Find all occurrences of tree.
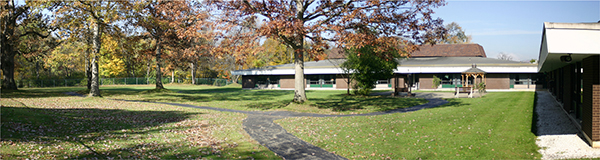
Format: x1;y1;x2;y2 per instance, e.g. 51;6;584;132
529;59;537;64
1;1;56;90
440;22;472;44
341;45;399;96
132;0;210;90
45;0;127;96
212;0;446;102
497;52;514;61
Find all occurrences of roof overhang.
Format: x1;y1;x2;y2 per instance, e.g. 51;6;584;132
232;65;538;75
394;66;537;74
538;22;600;72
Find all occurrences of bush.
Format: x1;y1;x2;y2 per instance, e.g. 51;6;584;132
341;45;399;96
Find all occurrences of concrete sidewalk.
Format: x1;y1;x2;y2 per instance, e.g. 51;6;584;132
535;91;600;159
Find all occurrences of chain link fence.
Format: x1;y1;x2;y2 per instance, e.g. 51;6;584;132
14;77;235;88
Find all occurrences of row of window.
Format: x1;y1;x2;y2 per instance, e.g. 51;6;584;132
254;74;540;88
436;74;538;88
254;75;390;88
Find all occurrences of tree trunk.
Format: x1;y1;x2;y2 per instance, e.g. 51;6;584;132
171;70;174;83
292;0;307;103
89;21;101;97
86;26;92;90
155;39;164;89
347;78;351;95
0;5;18;90
0;49;18;90
146;61;151;85
293;42;307;102
35;60;40;80
190;62;196;84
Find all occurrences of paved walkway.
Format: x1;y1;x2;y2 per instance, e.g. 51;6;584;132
535;91;600;159
372;91;485;98
65;92;448;159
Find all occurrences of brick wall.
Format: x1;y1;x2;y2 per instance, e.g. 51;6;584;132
279;75;295;89
582;56;599;141
419;74;434;89
391;74;406;89
486;74;510;89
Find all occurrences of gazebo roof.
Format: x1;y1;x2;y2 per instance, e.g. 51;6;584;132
463;64;486;73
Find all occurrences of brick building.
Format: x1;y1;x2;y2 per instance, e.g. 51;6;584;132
233;43;538;91
538;22;600;147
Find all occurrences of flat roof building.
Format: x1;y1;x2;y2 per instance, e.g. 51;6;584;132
233;44;538;91
537;22;600;147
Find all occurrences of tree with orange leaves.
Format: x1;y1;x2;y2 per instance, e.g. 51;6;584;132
131;0;211;90
211;0;446;102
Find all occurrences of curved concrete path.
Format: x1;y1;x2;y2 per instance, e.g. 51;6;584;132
65;92;448;159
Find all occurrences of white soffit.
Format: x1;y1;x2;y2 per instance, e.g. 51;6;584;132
395;66;537;73
545;29;600;54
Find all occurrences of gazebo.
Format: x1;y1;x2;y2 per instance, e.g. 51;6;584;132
455;64;486;98
461;64;486;88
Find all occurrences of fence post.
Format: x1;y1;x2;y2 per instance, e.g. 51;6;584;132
65;79;67;87
53;80;56;87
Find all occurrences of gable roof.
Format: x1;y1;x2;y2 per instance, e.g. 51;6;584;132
410;44;486;58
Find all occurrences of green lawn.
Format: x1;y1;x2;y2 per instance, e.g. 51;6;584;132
94;84;427;115
1;87;278;159
1;84;427;159
2;85;540;159
276;92;541;159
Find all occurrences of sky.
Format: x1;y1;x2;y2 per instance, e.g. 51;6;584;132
433;1;599;61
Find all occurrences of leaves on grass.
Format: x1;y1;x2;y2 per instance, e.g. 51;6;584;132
0;96;276;159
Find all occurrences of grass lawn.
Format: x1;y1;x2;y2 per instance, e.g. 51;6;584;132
1;84;426;159
1;87;278;159
276;92;541;159
94;84;427;115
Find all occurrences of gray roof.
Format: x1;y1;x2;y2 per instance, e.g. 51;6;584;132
463;67;486;73
397;57;531;67
238;57;533;71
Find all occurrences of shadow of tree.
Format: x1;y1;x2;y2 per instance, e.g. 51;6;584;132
1;106;194;144
438;98;471;108
310;94;429;112
134;89;295;103
245;100;293;110
1;87;85;98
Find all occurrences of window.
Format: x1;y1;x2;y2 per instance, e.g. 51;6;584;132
376;79;389;84
436;74;462;88
255;76;280;87
510;74;534;86
306;75;336;88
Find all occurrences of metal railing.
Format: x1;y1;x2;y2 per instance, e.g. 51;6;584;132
13;77;235;88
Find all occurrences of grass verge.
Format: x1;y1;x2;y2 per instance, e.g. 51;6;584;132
276;92;541;159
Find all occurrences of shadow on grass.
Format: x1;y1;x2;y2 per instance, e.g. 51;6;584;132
1;87;85;98
439;98;471;108
135;89;295;103
68;141;276;159
310;94;429;112
1;106;194;143
245;100;293;110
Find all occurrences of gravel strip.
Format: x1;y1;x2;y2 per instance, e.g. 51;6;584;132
536;91;600;159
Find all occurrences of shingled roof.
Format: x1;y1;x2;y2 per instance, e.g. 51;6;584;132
410;44;486;58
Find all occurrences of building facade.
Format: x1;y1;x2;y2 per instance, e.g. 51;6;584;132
233;44;539;91
538;22;600;147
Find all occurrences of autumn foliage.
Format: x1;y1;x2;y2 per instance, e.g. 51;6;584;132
210;0;447;102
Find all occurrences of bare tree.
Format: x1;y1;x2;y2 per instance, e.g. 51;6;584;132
497;52;514;61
